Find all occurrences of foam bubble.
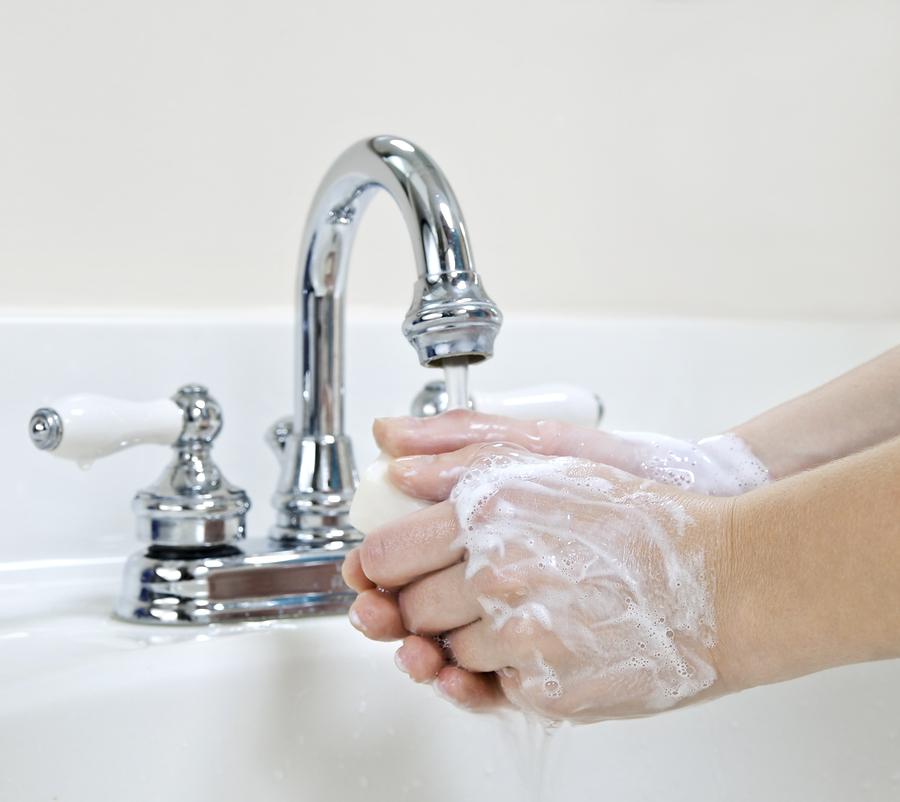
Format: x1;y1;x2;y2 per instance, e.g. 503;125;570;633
613;431;769;496
450;448;718;724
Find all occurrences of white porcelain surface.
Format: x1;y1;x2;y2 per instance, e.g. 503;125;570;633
1;313;899;800
33;393;183;463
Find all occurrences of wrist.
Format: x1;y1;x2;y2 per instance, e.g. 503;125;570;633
709;454;898;695
709;486;794;694
674;492;755;697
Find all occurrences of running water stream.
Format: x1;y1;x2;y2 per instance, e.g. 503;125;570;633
442;356;569;801
442;358;470;411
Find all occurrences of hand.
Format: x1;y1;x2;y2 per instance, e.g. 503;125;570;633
372;410;768;496
344;441;736;723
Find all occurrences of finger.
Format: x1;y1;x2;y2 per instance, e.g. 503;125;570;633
433;666;508;711
348;589;407;641
374;410;641;473
398;562;483;635
445;618;511;673
341;548;375;592
388;440;633;504
375;409;527;456
388;444;489;502
394;635;446;682
358;500;463;589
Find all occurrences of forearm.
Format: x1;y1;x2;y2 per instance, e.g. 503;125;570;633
732;346;900;479
716;435;900;692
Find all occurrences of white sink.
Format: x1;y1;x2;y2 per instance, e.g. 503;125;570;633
1;559;899;802
2;314;899;801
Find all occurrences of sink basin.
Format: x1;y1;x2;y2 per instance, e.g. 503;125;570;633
2;313;899;801
1;558;899;802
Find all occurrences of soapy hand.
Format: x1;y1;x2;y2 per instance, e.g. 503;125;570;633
372;410;769;496
346;351;900;720
344;427;737;722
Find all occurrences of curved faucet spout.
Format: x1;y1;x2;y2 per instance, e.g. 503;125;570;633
271;135;502;545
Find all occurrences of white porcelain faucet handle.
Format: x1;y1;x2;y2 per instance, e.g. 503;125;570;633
29;394;184;464
474;383;603;427
411;381;604;428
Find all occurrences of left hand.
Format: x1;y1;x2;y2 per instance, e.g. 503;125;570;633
370;410;768;496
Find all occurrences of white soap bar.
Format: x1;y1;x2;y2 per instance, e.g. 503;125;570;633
348;453;432;535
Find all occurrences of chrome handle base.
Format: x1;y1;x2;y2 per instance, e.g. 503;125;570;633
117;540;354;625
133;385;251;549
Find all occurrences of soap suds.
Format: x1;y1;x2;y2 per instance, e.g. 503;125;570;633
613;431;769;496
449;447;717;724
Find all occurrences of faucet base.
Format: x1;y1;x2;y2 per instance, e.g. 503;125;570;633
115;539;355;625
268;427;364;546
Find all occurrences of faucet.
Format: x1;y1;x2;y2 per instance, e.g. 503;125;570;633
268;135;502;545
27;135;503;624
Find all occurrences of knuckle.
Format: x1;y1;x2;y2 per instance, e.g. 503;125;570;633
466;442;504;465
472;566;527;604
534;418;565;451
359;532;391;584
505;617;542;644
396;587;422;634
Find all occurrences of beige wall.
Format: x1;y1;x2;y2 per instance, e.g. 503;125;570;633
1;0;898;320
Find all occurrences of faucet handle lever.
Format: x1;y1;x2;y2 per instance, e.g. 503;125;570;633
29;393;185;465
411;381;605;428
28;384;235;465
29;385;250;549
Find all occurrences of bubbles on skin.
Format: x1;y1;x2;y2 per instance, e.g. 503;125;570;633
614;431;769;496
450;449;718;724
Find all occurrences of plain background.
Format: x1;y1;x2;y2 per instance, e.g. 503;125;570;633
1;0;898;320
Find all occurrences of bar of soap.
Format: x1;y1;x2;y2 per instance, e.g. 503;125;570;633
348;453;432;535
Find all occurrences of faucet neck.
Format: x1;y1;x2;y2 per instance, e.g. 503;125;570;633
272;136;501;545
295;135;500;437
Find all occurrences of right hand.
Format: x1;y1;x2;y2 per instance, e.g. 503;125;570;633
344;440;735;722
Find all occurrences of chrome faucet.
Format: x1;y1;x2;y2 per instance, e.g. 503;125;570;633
27;135;502;624
268;135;502;545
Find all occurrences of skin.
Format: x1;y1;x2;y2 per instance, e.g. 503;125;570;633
718;436;900;691
349;445;726;719
343;347;900;716
734;345;900;478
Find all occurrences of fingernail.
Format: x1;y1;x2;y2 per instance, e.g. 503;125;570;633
394;647;410;675
348;606;366;633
